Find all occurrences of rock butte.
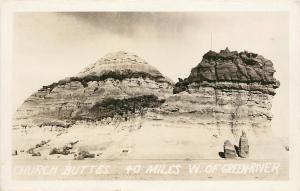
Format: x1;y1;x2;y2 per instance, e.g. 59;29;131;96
14;49;280;137
78;51;168;80
174;47;280;95
163;48;280;136
14;51;173;125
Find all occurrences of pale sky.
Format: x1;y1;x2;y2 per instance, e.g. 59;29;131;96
12;12;289;136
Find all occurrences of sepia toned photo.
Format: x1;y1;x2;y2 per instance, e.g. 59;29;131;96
1;1;300;190
10;11;290;180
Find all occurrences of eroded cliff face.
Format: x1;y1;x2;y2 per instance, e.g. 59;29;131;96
14;51;173;126
14;49;280;137
174;47;279;94
12;49;284;161
165;48;280;136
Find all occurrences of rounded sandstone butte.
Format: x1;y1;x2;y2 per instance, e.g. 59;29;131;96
14;51;173;125
174;48;280;95
77;51;172;84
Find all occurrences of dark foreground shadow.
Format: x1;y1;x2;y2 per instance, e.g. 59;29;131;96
218;152;225;158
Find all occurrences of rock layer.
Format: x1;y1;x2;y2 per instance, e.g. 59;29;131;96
174;47;280;95
12;49;283;161
14;49;280;138
165;48;280;136
14;51;173;126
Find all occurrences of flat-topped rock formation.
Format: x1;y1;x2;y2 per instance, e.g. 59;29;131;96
161;48;280;137
174;47;280;95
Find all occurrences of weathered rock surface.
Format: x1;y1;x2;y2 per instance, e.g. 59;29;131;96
74;150;95;160
14;51;173;126
223;140;237;159
165;48;280;136
12;49;284;161
174;47;280;95
238;131;249;158
13;48;280;139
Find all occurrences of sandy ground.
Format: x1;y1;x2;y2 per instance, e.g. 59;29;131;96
12;119;289;180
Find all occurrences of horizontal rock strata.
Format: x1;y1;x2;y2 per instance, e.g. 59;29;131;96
167;48;280;136
174;47;280;95
14;51;173;126
14;48;280;138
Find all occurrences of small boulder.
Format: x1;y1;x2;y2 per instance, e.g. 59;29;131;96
223;140;236;159
61;147;71;155
32;152;41;157
12;150;18;156
96;153;102;156
27;148;35;154
49;145;71;155
238;131;249;158
41;140;46;144
63;144;72;151
74;150;95;160
74;154;85;160
122;149;129;153
49;148;59;155
284;146;289;151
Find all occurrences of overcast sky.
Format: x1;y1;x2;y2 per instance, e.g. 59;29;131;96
13;12;289;136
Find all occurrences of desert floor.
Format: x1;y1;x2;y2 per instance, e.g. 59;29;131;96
12;120;289;180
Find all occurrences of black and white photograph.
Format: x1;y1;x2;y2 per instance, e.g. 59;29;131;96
1;1;300;191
